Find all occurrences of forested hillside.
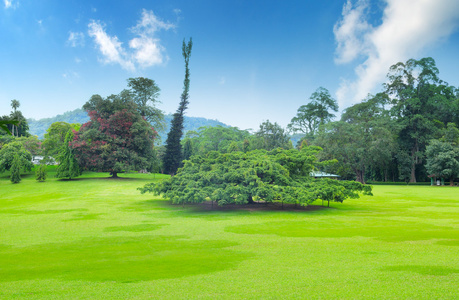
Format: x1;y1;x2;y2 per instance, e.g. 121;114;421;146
27;108;228;143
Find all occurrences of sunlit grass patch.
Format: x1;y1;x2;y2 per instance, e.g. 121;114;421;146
0;171;458;299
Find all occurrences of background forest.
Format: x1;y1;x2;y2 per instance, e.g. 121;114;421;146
1;57;458;185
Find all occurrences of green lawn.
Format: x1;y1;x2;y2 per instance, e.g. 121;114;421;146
0;168;458;299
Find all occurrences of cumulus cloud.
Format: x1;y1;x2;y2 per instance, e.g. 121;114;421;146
334;0;372;64
129;9;175;67
334;0;459;108
87;9;174;71
67;31;85;47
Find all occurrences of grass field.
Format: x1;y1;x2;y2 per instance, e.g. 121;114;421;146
0;168;458;299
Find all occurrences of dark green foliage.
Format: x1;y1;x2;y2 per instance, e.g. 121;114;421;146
10;153;21;183
182;126;251;157
56;130;81;179
140;147;372;207
385;57;446;182
255;120;291;151
315;93;396;183
288;87;338;137
127;77;165;132
182;138;193;161
35;164;47;182
425;139;459;185
310;57;459;183
0;141;33;173
163;38;193;175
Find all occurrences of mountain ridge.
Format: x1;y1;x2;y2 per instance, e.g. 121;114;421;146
27;108;230;143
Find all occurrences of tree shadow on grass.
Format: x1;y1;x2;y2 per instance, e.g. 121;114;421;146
184;201;330;213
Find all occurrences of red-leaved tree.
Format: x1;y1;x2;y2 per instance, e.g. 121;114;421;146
72;94;158;178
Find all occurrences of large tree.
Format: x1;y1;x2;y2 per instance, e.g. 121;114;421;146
72;92;158;178
385;57;443;182
255;120;291;151
315;94;396;184
288;87;338;138
140;147;372;207
340;93;396;182
163;38;193;175
425;140;459;186
425;123;459;186
127;77;165;132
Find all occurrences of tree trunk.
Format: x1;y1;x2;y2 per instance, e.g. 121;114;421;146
355;170;365;184
451;178;454;186
247;196;255;204
410;145;417;183
111;172;118;178
409;163;416;183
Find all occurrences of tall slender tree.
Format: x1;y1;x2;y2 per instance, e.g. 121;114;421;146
163;38;193;175
10;153;22;183
11;99;19;137
56;130;81;179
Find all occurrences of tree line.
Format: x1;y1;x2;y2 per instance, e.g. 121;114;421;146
1;55;457;189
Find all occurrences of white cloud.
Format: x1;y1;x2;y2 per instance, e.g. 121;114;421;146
129;9;175;68
334;0;459;108
87;10;174;71
333;0;371;64
88;20;135;71
67;31;85;47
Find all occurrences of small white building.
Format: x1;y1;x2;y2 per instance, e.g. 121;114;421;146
310;171;340;179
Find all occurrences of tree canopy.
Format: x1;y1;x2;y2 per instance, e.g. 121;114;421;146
140;147;372;207
42;121;80;159
73;91;158;177
0;141;33;174
288;87;338;138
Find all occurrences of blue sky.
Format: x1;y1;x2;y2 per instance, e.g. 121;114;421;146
1;0;459;131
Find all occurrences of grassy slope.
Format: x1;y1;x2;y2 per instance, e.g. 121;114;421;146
0;168;458;299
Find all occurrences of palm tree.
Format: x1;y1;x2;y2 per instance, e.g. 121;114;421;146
10;99;20;137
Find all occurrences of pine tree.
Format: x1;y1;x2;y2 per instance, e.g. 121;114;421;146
35;164;47;182
56;130;81;179
10;153;21;183
163;38;193;175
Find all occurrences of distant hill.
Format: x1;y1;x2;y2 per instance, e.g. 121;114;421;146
27;108;229;143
